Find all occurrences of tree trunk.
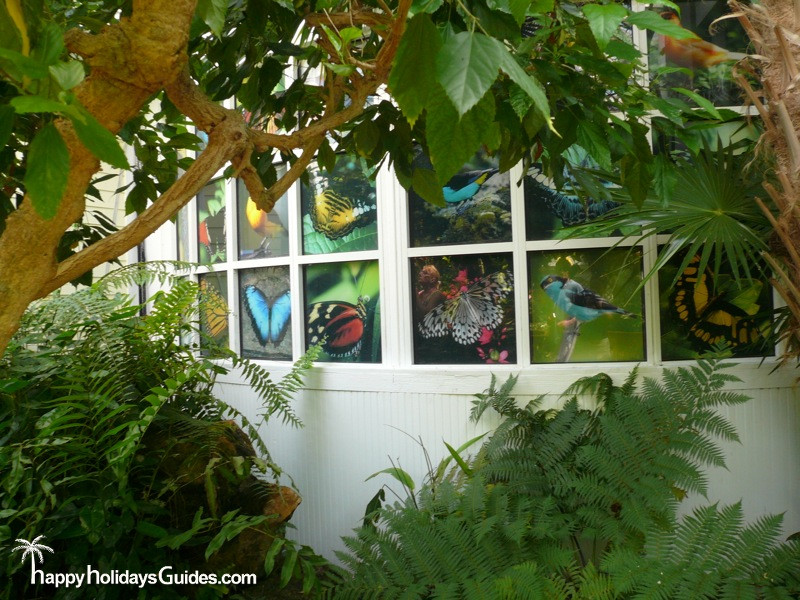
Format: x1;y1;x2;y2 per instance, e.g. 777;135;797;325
732;0;800;358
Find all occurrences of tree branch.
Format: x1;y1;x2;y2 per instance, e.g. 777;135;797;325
42;117;247;296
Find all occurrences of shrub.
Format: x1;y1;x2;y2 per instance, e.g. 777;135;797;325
332;363;800;599
0;267;327;599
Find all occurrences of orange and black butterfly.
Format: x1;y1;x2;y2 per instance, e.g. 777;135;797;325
306;297;368;357
671;255;765;350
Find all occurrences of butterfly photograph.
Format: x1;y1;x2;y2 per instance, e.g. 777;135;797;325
304;260;381;363
408;149;512;248
197;180;227;265
239;267;292;361
237;177;289;260
646;1;750;107
659;252;773;360
198;272;229;353
529;248;645;363
301;155;378;255
412;254;516;365
524;146;622;241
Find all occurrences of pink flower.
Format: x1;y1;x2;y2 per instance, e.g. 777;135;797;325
488;350;510;364
477;327;494;345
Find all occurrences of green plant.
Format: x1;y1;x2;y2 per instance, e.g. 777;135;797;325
0;265;329;599
331;362;800;599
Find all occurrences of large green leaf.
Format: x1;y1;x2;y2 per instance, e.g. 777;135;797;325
389;14;441;126
497;47;551;125
626;11;698;40
0;105;14;149
24;123;70;220
10;94;66;113
487;0;529;26
30;21;63;66
582;3;628;50
436;31;502;117
67;106;130;169
196;0;227;37
49;61;84;90
410;167;445;207
426;86;497;184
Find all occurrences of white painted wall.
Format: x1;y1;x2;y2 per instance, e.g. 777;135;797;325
215;361;800;562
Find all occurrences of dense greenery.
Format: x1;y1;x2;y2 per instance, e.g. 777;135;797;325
0;266;328;599
331;364;800;598
1;0;753;357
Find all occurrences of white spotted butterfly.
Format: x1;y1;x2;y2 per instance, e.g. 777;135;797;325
419;271;513;345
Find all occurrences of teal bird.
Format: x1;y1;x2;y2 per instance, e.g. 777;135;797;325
540;275;636;325
443;168;499;204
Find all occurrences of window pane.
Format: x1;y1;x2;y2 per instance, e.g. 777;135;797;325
646;2;749;107
529;248;645;363
304;260;381;363
411;254;515;364
239;267;292;360
237;178;289;260
409;151;511;247
659;252;774;360
198;272;229;352
197;180;226;265
525;148;621;240
301;156;378;254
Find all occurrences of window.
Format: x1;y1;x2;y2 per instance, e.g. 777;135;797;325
175;7;775;367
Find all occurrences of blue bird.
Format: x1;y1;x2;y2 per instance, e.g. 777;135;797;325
443;168;499;204
540;275;637;326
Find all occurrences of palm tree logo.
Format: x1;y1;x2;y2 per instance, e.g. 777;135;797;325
12;535;54;579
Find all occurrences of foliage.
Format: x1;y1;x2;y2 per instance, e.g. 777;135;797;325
0;0;731;302
0;266;329;599
570;136;773;288
330;363;800;599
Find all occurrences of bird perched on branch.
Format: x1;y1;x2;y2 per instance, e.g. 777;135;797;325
658;10;747;70
541;275;637;326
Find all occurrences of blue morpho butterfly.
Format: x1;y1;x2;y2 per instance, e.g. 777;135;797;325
243;285;291;346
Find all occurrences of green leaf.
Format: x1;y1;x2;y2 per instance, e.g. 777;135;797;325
410;0;443;15
280;547;298;588
354;120;379;156
67;107;130;169
388;14;441;126
24;123;69;219
498;48;551;126
323;61;355;76
10;94;66;113
576;121;612;170
427;87;497;184
0;2;23;53
264;538;285;575
196;0;227;37
366;467;416;491
411;167;445;207
671;87;723;120
49;61;84;90
436;31;502;116
582;3;628;50
136;521;168;538
530;0;554;11
30;21;63;66
626;10;698;40
338;26;363;45
0;105;14;149
443;441;473;476
620;155;651;208
487;0;529;26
